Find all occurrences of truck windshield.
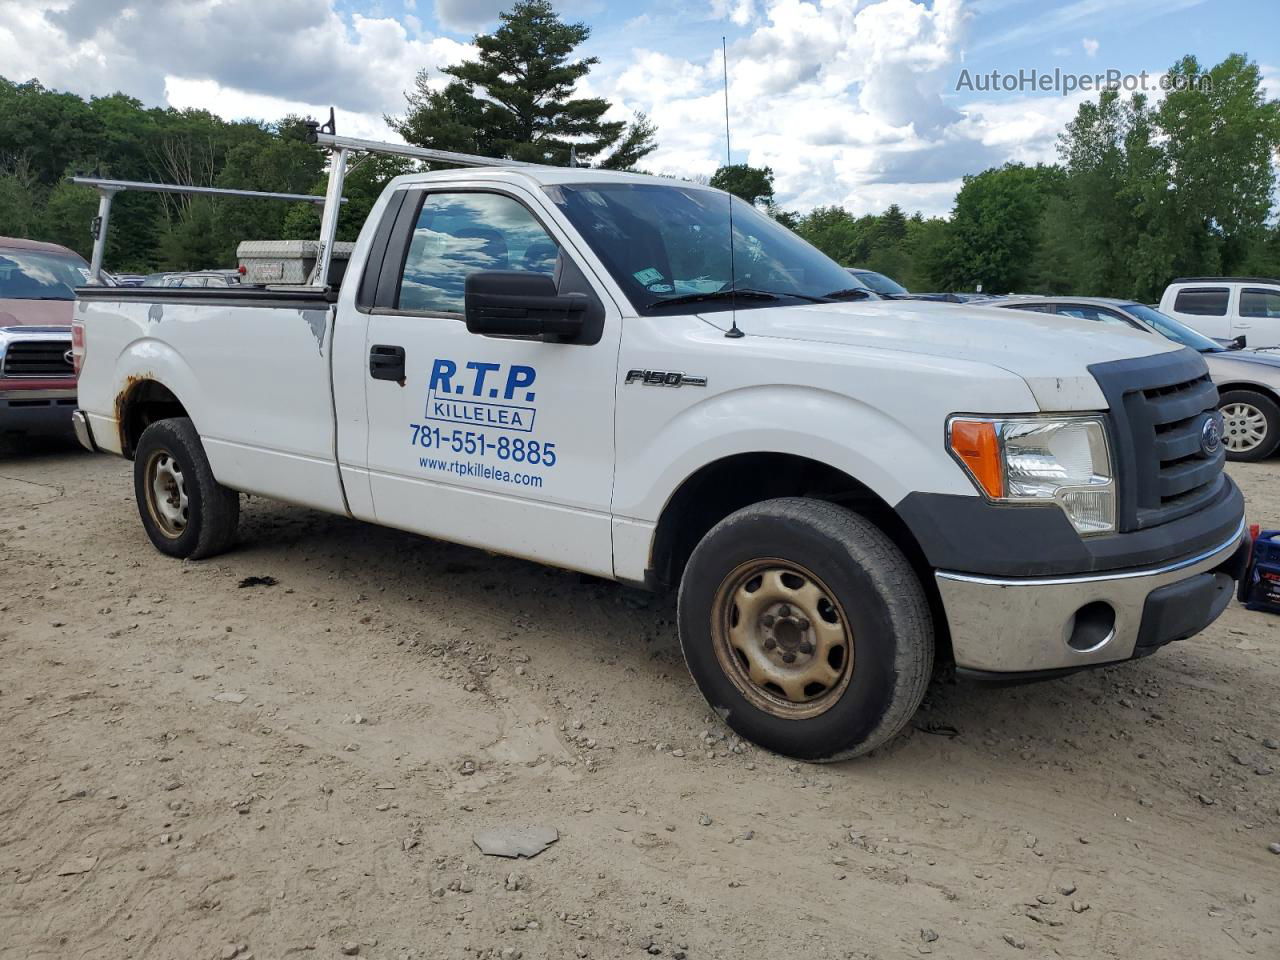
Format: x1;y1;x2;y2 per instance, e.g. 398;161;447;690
0;249;91;301
543;182;856;315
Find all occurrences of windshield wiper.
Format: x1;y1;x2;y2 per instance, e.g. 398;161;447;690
647;286;852;309
647;288;779;309
822;288;873;300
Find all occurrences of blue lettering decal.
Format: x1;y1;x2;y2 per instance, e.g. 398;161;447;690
504;365;536;401
425;359;539;433
428;358;456;393
466;361;502;396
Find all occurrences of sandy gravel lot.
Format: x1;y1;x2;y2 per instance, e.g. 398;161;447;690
1;436;1277;960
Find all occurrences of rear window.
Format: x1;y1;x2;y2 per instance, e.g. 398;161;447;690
1240;288;1280;318
0;249;91;301
1173;287;1228;316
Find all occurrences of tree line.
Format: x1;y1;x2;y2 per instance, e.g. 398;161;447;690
0;0;1276;302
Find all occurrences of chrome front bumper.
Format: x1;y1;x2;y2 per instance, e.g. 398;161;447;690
936;521;1247;674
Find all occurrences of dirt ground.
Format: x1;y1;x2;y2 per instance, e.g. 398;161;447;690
1;436;1277;960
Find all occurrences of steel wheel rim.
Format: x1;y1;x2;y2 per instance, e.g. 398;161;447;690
711;558;854;720
144;449;189;538
1221;402;1268;452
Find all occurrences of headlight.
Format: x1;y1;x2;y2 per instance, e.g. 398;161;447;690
947;416;1115;535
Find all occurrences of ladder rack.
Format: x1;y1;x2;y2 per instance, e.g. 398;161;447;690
74;112;557;286
71;176;344;284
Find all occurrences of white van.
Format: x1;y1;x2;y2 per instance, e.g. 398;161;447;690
1159;277;1280;347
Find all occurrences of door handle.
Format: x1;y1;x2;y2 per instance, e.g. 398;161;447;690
369;344;406;382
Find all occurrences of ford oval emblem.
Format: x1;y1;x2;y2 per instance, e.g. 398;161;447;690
1200;413;1223;456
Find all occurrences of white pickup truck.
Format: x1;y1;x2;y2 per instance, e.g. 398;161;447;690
1159;277;1280;348
71;148;1248;760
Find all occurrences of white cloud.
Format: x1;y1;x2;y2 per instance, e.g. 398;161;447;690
603;0;985;214
709;0;760;26
433;0;507;32
1082;37;1099;57
0;0;1174;219
0;0;472;133
163;78;397;141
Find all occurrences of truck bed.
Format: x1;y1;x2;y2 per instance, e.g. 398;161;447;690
74;285;348;516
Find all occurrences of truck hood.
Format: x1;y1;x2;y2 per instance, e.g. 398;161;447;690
0;297;75;327
699;299;1182;410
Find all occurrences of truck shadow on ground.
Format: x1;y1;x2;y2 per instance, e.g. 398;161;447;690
0;431;81;461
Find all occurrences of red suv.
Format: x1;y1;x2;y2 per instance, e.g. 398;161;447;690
0;238;91;435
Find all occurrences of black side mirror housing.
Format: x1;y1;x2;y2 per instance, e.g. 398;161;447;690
465;270;586;340
1232;335;1247;350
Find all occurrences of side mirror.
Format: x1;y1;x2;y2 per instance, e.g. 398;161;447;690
1232;335;1247;350
465;270;586;340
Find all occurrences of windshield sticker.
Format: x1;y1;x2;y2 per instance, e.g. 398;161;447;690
647;283;673;293
77;267;92;281
633;267;664;285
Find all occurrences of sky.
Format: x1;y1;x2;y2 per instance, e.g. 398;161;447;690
1;0;1277;217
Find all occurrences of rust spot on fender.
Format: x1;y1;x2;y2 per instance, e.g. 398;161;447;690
114;373;155;455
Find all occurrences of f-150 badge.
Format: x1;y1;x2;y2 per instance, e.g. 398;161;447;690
624;369;708;388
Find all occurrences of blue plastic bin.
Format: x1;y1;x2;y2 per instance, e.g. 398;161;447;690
1241;528;1280;613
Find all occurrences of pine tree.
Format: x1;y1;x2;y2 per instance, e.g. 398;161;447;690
389;0;657;168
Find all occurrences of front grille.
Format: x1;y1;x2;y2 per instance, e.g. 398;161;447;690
1090;349;1225;532
2;340;74;378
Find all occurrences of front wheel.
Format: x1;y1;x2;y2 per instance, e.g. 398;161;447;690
1219;390;1280;462
677;498;934;761
134;417;240;559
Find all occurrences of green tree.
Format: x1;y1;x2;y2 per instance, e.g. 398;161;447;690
932;163;1066;293
793;206;865;264
1156;53;1280;278
1054;53;1280;299
390;1;656;169
709;163;775;206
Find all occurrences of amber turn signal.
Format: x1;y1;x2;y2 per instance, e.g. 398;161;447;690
948;419;1004;499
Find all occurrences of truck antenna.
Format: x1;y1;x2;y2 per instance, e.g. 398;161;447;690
722;36;744;340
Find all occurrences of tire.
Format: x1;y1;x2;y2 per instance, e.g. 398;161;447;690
1219;390;1280;462
133;417;239;559
677;498;933;762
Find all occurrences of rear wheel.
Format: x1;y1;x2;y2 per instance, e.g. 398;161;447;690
1219;390;1280;462
677;498;933;761
134;417;239;559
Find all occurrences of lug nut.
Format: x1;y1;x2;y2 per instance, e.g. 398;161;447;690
798;641;814;655
797;618;810;630
763;637;776;650
782;652;796;664
762;614;776;627
779;604;791;617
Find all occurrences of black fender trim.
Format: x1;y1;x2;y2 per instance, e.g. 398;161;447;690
896;475;1244;578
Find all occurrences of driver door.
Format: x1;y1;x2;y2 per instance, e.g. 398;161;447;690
361;185;621;576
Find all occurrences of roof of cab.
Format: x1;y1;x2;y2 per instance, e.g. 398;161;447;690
387;165;717;192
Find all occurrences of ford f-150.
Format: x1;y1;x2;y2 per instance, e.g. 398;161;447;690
70;136;1249;760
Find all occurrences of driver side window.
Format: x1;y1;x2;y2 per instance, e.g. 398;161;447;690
397;192;559;314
